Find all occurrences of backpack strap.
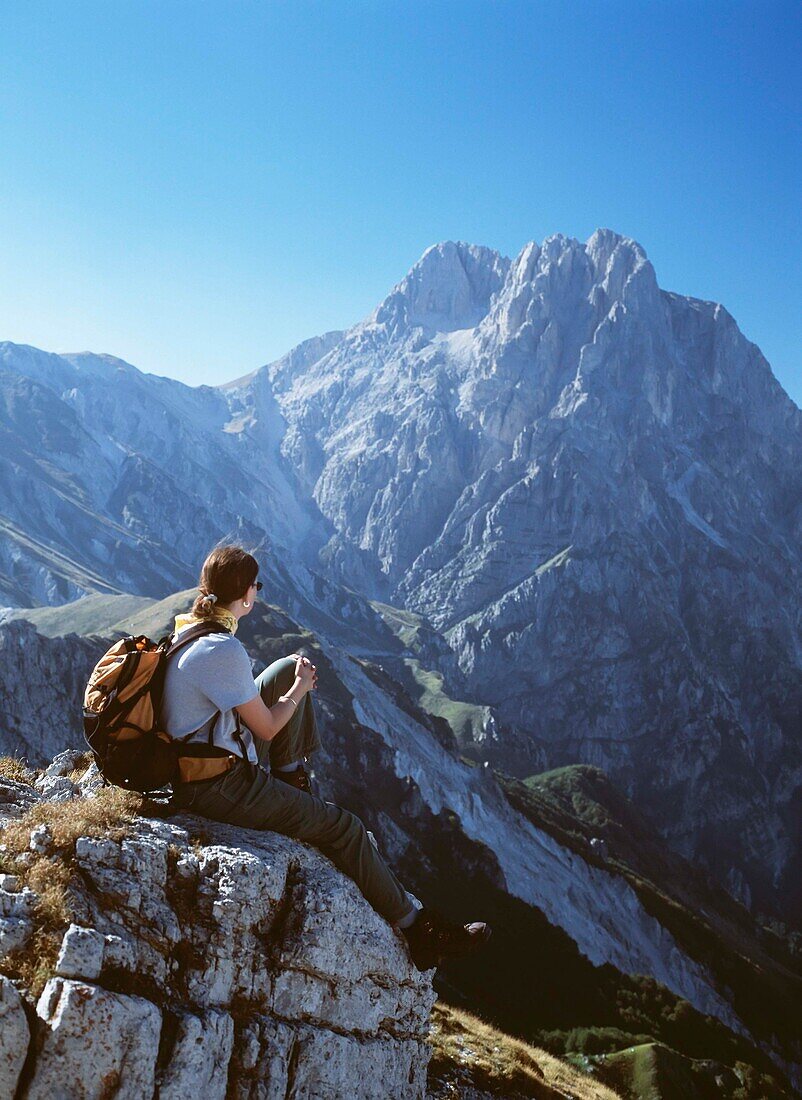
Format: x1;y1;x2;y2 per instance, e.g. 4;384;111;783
163;620;232;661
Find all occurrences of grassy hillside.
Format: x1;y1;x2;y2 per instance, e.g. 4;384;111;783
428;1000;623;1099
1;592;153;636
593;1040;785;1100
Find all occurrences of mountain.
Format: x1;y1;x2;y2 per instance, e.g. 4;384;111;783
1;228;800;932
240;231;802;925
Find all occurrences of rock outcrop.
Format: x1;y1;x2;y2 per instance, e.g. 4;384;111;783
0;755;435;1098
0;619;100;763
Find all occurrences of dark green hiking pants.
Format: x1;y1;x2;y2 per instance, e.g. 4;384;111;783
171;655;413;925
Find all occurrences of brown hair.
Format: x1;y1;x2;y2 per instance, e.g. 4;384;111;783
190;544;260;618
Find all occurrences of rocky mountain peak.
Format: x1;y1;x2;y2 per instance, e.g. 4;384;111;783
584;227;658;306
483;228;660;348
1;227;800;937
369;240;511;337
585;225;647;268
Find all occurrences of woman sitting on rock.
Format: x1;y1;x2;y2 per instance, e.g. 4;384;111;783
161;543;491;972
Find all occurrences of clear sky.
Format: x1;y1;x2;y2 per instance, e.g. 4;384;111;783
1;1;799;406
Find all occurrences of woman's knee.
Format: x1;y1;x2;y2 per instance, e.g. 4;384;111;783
256;656;297;699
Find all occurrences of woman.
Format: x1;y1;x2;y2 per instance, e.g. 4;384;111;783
161;543;491;972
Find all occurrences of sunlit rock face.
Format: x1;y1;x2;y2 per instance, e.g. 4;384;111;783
253;231;802;920
0;764;435;1099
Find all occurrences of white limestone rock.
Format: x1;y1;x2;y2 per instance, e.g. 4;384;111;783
27;978;162;1100
28;823;53;854
269;967;435;1039
0;917;34;957
101;932;137;970
55;923;105;980
0;975;30;1098
0;886;37;920
77;761;104;794
5;803;434;1098
229;1013;429;1099
38;749;87;781
35;775;79;803
156;1008;234;1100
0;776;41;817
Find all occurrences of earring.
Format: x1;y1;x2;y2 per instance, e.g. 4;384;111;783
243;600;251;608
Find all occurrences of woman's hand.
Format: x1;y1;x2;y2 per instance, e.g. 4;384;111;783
291;653;318;692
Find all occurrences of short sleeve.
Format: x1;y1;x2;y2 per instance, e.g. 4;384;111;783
191;637;259;711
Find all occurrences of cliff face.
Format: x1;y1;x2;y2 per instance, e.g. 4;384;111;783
0;618;98;763
251;231;802;921
0;755;435;1099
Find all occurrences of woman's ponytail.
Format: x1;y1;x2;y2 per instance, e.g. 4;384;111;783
190;545;260;617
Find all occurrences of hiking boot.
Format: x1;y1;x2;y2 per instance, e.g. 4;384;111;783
401;906;492;971
272;765;313;794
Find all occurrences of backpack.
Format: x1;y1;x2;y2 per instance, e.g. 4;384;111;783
82;620;253;799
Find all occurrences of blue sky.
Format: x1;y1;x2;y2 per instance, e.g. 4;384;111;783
1;1;799;406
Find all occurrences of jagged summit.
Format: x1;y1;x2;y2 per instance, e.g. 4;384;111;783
494;228;657;326
351;229;663;349
369;239;511;336
585;225;648;260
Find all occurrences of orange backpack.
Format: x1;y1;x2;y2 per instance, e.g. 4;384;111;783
82;621;247;797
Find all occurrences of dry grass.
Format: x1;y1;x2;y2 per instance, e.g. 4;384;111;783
0;782;145;1000
25;857;73;925
428;1001;623;1100
0;754;37;785
0;750;96;788
3;858;75;998
0;784;144;858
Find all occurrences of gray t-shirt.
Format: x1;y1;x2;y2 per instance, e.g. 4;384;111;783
160;629;260;765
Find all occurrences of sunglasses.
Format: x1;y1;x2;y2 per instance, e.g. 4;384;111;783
252;580;263;591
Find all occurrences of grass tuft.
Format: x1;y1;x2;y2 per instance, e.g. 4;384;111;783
0;785;144;858
0;754;38;785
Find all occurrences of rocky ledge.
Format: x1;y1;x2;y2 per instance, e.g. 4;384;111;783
0;751;435;1099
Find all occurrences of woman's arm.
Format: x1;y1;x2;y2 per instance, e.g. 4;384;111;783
235;690;298;742
235;657;316;742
